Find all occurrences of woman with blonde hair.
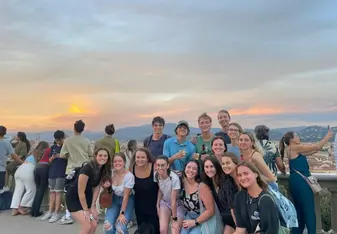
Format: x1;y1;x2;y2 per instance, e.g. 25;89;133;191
238;132;276;189
234;161;279;233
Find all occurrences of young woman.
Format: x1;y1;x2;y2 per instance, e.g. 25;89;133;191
234;161;280;234
226;123;243;158
132;148;159;234
181;160;215;234
125;140;137;169
104;152;135;234
203;156;235;234
66;148;112;234
11;141;49;216
279;130;334;234
211;136;227;163
155;156;184;234
220;152;240;231
239;132;276;185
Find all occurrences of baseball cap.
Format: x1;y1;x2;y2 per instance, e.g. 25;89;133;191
175;120;190;131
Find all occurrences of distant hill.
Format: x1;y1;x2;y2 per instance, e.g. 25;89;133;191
8;124;335;142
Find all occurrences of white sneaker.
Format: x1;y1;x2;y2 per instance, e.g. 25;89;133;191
49;213;61;223
58;215;74;225
40;212;53;221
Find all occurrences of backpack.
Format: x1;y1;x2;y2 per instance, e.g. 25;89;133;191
256;193;291;234
267;185;298;229
144;134;169;148
64;162;88;192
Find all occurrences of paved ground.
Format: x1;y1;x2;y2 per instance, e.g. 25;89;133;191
0;210;137;234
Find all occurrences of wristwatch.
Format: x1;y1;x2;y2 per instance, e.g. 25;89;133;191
194;219;199;226
172;217;177;221
120;211;125;215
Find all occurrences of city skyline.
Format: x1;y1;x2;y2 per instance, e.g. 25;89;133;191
1;1;337;131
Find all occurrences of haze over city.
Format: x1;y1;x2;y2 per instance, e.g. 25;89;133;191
1;1;337;131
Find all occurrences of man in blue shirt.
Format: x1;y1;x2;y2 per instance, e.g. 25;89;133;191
163;121;196;175
143;116;171;158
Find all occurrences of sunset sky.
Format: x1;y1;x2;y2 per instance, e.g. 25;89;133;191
1;1;337;132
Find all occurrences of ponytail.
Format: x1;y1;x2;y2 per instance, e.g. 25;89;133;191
279;136;285;160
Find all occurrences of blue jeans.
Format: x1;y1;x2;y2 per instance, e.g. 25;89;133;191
181;211;201;234
105;194;134;234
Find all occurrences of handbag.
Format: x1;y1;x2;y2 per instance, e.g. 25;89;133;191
197;183;224;234
294;170;322;194
99;188;113;208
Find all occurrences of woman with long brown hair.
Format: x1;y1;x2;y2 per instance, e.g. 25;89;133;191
66;148;112;234
234;161;279;233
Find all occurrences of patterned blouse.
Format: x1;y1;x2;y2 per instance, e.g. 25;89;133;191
182;188;200;214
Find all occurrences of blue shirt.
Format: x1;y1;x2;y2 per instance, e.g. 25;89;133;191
49;145;67;179
227;144;240;159
163;137;196;171
215;131;231;144
143;134;171;158
0;139;14;172
25;155;36;165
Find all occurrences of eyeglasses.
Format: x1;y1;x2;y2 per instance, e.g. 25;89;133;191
228;128;239;132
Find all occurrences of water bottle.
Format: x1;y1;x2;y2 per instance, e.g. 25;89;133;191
104;220;112;231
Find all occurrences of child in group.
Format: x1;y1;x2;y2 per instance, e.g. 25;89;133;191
154;156;184;234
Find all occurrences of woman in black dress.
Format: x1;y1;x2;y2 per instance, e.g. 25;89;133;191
132;148;159;234
66;148;112;234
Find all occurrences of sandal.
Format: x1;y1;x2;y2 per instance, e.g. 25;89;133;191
12;209;20;216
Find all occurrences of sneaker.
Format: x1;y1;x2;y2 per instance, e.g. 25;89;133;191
40;212;53;221
0;187;9;194
58;215;74;225
49;213;61;223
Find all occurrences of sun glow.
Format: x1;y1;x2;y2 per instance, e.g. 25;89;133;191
69;105;83;114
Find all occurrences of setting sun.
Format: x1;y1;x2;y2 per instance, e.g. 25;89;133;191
69;105;83;114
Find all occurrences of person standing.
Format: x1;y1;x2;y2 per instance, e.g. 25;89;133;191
215;110;231;144
59;120;93;225
194;113;214;162
143;117;171;158
94;124;120;158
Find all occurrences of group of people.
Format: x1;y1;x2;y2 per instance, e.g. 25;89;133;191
0;110;335;234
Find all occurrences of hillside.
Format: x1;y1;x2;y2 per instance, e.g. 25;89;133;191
9;124;335;142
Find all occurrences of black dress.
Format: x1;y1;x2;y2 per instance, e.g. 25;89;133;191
133;164;159;234
66;163;101;212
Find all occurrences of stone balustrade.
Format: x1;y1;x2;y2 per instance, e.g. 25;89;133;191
277;172;337;234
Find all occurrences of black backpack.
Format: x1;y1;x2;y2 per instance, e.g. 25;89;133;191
64;162;88;192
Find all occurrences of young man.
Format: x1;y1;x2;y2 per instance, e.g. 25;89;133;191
143;116;170;158
40;130;66;223
94;124;120;157
163;120;195;176
215;109;232;144
59;120;93;224
195;113;214;161
0;126;23;193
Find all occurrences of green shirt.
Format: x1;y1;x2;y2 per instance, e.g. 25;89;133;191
195;135;214;155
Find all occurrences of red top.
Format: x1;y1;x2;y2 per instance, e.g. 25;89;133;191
39;147;51;164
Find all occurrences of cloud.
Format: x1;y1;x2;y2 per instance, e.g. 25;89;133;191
1;0;337;130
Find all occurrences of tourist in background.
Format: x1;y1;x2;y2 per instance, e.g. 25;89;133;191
180;160;216;234
255;125;286;175
104;152;135;234
279;130;334;234
226;123;243;158
203;156;235;234
215;110;231;144
94;124;120;158
60;120;93;225
154;156;184;234
143;116;170;158
239;132;276;187
164;120;195;176
41;130;67;223
11;141;49;216
0;126;23;192
132;148;159;234
334;131;337;170
66;148;111;234
125;140;137;170
234;161;280;234
211;136;228;163
6;131;31;181
194;113;214;161
31;140;54;217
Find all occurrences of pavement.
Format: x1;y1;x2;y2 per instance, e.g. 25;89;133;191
0;210;138;234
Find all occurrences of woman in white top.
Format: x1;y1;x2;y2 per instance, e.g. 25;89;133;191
104;152;135;234
155;156;184;234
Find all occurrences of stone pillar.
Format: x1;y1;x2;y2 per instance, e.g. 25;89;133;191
329;189;337;233
314;194;325;234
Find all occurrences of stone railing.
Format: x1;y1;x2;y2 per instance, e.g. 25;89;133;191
277;172;337;234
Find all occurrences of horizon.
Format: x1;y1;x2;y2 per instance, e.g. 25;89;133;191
2;1;337;131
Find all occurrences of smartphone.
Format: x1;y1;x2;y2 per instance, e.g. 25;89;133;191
328;125;330;130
